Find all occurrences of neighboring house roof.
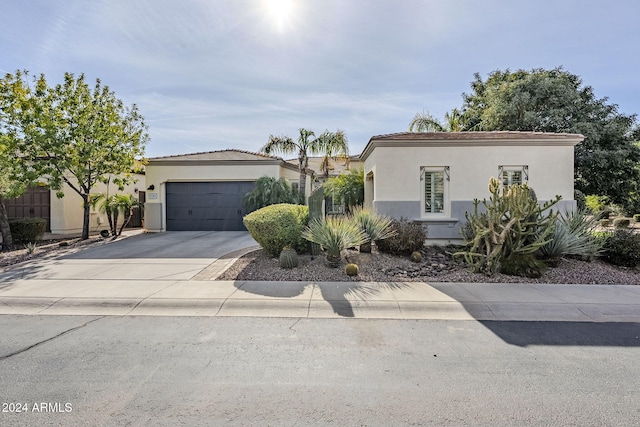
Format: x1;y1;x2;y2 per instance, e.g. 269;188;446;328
285;156;360;177
147;149;307;173
360;131;585;161
148;149;281;162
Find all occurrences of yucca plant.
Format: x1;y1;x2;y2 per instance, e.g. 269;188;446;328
350;207;397;253
302;216;367;267
540;209;606;262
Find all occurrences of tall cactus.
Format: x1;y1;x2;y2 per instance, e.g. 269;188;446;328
456;177;560;277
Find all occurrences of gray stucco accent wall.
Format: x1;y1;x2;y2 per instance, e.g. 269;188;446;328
374;199;577;242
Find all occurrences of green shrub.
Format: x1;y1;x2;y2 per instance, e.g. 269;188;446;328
613;218;630;228
243;203;309;257
9;218;46;243
410;251;423;263
633;214;640;223
585;194;609;214
602;229;640;268
375;218;427;255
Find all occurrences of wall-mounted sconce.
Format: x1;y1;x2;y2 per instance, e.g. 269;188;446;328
147;185;155;190
134;187;139;193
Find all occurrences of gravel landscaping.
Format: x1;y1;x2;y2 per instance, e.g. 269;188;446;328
218;245;640;285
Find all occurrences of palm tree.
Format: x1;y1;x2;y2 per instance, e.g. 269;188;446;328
244;176;300;212
90;193;141;237
261;128;349;198
408;108;465;132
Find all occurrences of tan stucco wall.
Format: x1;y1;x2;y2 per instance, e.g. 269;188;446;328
49;174;145;235
144;162;303;231
364;144;574;204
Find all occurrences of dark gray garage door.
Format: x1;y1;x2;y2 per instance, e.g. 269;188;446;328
166;182;255;231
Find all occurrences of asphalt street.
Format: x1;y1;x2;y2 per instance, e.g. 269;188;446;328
1;316;639;426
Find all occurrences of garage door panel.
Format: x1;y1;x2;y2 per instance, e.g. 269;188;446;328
165;181;254;231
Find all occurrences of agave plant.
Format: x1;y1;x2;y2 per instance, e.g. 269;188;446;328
350;207;397;253
540;209;606;262
302;216;367;267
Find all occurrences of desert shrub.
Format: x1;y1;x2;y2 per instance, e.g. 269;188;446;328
375;218;427;255
600;219;611;227
9;218;46;243
243;203;309;257
585;195;609;214
613;218;630;228
455;178;559;277
633;214;640;223
540;209;605;261
302;216;367;265
602;229;640;267
350;207;396;252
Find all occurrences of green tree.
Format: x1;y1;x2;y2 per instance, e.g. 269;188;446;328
0;94;41;251
458;67;640;211
0;70;149;240
324;168;364;211
244;176;301;212
261;128;349;197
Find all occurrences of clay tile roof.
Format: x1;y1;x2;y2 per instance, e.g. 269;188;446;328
369;131;584;141
148;149;282;161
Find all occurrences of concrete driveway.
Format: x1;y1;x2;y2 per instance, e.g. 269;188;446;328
0;231;258;282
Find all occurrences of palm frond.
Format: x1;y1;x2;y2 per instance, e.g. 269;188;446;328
408;112;445;132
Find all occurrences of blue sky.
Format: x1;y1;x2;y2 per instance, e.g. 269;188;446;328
2;0;639;158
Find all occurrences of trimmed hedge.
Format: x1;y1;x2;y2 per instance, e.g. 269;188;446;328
243;203;309;257
9;218;46;243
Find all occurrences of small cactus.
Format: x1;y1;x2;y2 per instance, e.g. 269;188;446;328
410;251;422;263
345;263;359;276
279;247;299;269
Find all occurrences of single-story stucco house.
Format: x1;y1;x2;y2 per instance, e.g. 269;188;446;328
5;174;145;235
144;149;311;231
143;131;582;240
360;131;583;242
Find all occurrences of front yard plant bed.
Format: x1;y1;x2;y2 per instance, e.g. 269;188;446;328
218;246;640;285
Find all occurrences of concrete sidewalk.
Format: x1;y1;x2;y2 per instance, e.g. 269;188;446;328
1;278;639;322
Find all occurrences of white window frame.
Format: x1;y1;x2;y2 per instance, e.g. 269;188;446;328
420;166;450;218
499;165;528;188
